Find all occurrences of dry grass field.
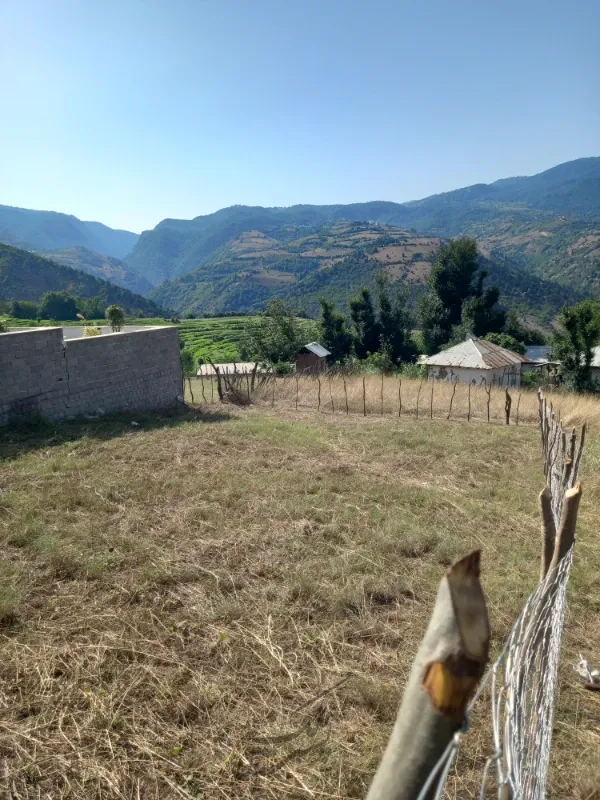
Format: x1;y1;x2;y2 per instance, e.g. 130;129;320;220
1;386;599;798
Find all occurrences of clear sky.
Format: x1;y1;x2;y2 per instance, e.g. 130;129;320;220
1;0;598;233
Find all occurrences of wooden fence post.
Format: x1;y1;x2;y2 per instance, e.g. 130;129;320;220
485;385;491;423
381;373;384;415
416;379;423;420
200;377;207;404
366;551;490;800
505;389;512;425
467;383;471;422
246;373;251;402
329;377;335;413
210;375;215;403
295;376;299;411
344;378;349;415
516;392;521;426
429;382;434;420
363;376;367;416
398;378;402;418
447;379;457;420
272;378;275;408
317;377;321;411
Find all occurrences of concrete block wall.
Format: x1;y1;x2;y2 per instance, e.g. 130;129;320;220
64;327;182;417
0;328;69;425
0;326;182;425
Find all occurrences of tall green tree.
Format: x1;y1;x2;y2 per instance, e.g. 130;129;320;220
419;238;505;354
38;291;78;321
318;299;353;362
241;298;309;367
350;288;381;359
552;300;600;392
376;274;416;364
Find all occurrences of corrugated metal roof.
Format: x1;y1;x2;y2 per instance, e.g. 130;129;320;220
425;336;528;369
301;342;331;358
524;345;552;363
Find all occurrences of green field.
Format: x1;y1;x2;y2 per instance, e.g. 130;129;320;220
177;316;254;363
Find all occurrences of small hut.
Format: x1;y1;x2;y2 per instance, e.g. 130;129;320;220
295;342;331;374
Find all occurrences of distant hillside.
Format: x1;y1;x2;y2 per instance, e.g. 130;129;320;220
0;205;139;259
0;243;161;315
150;221;579;320
39;247;153;296
128;157;600;290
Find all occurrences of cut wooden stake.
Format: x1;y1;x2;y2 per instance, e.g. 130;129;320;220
381;373;384;415
329;377;335;413
344;378;349;415
429;382;434;420
447;380;457;420
363;376;367;416
539;487;556;582
398;378;402;418
467;383;471;422
416;380;423;420
317;377;321;411
505;389;512;425
295;376;299;411
516;392;521;426
366;551;489;800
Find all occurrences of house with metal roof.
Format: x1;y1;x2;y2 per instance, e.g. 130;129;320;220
295;342;331;373
425;336;527;386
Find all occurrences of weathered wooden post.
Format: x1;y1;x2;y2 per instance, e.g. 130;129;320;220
485;384;491;423
398;378;402;418
363;376;367;416
366;551;490;800
295;376;299;411
429;382;434;419
505;389;512;425
447;379;457;420
317;377;321;411
515;392;521;426
329;376;335;413
344;378;349;415
416;379;423;420
381;373;384;415
467;383;471;422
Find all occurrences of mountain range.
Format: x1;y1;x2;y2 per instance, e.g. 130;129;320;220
0;244;161;317
1;157;599;321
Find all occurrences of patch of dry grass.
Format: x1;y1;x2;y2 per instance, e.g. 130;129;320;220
0;404;599;798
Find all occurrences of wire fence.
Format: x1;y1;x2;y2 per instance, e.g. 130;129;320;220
411;393;585;800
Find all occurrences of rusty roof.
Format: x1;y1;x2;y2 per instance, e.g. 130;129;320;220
425;336;528;370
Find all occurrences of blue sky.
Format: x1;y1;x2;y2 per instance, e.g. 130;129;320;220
1;0;598;233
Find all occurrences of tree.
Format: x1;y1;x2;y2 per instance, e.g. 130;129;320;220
9;300;38;319
350;288;381;359
319;299;353;362
503;309;546;345
38;291;78;321
418;293;448;355
419;238;505;354
180;348;196;403
484;332;527;355
552;300;600;392
241;298;308;367
376;274;417;365
80;297;106;319
105;304;125;332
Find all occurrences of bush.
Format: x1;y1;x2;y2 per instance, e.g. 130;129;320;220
83;326;102;337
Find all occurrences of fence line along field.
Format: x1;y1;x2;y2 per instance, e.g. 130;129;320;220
188;372;600;431
2;391;599;798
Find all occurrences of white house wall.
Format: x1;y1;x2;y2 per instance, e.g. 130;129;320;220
427;365;521;387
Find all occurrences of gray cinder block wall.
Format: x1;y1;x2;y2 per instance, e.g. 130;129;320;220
0;326;182;426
